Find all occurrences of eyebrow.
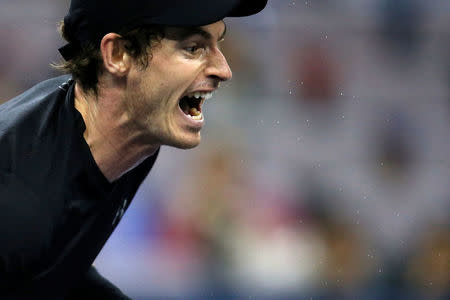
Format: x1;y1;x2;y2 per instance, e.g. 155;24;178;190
171;22;227;42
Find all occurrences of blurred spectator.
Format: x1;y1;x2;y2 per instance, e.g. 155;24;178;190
377;0;424;59
293;41;340;103
371;108;416;183
404;226;450;300
317;222;376;300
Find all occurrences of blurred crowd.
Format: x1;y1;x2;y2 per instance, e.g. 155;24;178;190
2;0;449;299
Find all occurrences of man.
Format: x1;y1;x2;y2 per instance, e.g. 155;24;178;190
0;0;267;298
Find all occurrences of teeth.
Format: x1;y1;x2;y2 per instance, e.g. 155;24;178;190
187;107;203;120
189;107;201;116
190;113;203;120
187;91;213;100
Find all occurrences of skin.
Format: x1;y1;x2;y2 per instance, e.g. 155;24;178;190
74;20;232;182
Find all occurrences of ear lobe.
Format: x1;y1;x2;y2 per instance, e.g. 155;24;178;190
100;33;131;76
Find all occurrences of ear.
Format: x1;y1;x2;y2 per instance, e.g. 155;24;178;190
100;33;132;76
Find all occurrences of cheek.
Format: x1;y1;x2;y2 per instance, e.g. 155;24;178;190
124;77;158;125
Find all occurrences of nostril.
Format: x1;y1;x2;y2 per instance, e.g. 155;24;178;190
209;75;222;82
209;72;231;84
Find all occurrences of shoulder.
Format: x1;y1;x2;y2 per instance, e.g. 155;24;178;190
0;75;72;119
0;75;74;171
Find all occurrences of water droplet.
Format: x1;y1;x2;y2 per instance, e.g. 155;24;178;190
341;114;345;119
289;90;293;95
340;92;343;96
356;210;360;214
396;212;400;217
325;35;328;39
378;268;383;273
380;162;384;166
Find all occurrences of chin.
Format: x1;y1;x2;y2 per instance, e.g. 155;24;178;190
167;133;201;149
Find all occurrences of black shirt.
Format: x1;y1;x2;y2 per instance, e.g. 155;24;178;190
0;76;159;299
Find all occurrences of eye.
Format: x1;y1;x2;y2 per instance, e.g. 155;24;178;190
184;44;205;55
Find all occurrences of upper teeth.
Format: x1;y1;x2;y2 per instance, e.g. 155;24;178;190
187;91;213;100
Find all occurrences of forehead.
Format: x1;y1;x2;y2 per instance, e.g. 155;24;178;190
164;21;227;41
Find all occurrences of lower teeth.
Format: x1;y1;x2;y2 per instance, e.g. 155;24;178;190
190;113;202;120
188;107;202;120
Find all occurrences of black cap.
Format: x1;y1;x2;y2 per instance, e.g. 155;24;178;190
58;0;267;60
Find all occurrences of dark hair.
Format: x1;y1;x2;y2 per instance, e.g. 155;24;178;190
53;21;166;95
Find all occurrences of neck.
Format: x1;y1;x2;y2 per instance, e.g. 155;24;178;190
74;83;159;182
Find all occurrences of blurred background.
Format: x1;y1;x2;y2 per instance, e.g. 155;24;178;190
1;0;449;299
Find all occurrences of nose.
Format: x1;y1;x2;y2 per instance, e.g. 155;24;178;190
205;48;232;83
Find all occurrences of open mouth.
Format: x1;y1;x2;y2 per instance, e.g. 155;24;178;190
178;91;212;120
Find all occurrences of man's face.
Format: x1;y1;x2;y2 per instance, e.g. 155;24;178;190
125;20;232;149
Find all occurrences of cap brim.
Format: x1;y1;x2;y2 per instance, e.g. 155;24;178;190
139;0;267;27
230;0;268;17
